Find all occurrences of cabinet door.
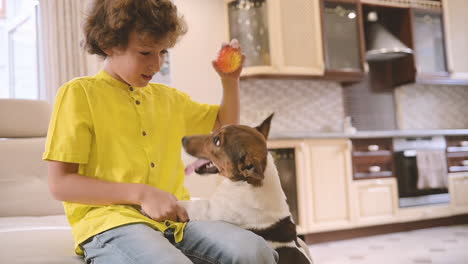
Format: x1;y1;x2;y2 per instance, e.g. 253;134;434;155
443;0;468;79
449;173;468;213
226;0;324;76
227;0;272;69
352;178;398;224
322;0;363;73
306;139;353;230
412;9;447;74
274;0;324;75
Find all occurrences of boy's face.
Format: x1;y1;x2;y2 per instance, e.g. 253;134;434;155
105;31;170;87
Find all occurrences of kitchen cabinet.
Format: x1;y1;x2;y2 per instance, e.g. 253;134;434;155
321;0;366;81
449;173;468;214
225;0;324;77
303;139;354;232
351;178;398;225
411;8;450;83
443;0;468;81
351;138;395;180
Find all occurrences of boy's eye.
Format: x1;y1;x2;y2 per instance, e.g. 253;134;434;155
160;49;168;55
140;51;151;56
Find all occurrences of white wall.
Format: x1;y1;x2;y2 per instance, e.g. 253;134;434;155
171;0;226;105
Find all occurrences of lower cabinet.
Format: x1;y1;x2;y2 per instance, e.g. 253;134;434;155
303;139;354;232
351;178;398;225
449;172;468;214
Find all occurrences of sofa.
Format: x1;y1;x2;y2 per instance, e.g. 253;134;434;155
0;99;82;263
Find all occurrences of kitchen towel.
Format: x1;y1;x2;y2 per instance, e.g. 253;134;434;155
416;149;448;189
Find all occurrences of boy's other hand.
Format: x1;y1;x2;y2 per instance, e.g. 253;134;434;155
139;185;189;222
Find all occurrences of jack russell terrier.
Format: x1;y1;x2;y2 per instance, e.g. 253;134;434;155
179;114;312;264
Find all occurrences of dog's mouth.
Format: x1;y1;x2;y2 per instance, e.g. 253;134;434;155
185;158;220;175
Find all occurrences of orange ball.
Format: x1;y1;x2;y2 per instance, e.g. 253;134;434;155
215;45;242;73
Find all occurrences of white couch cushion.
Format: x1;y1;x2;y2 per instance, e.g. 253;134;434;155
0;99;51;138
0;138;64;216
0;215;81;264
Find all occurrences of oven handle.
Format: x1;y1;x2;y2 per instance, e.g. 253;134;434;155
403;150;417;157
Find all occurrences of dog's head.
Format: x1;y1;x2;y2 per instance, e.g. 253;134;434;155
182;114;273;187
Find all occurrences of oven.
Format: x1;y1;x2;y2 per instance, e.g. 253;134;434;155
393;136;450;208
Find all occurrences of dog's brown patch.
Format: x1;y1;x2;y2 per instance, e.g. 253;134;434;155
248;216;297;243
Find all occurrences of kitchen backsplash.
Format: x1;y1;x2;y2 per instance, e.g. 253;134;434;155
240;78;468;134
240;78;345;134
395;84;468;130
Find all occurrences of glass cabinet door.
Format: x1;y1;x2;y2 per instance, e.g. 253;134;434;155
323;1;362;72
412;10;447;74
227;0;271;67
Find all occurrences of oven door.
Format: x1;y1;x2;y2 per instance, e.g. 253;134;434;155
394;150;450;207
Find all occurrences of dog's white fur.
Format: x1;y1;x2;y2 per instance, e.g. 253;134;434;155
180;153;289;230
179;153;312;263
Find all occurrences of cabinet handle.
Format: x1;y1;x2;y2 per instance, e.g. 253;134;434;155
369;166;381;173
368;145;379;151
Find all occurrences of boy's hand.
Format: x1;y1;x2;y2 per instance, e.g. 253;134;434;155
212;39;245;80
138;185;189;222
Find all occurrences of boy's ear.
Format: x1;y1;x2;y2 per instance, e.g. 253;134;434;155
255;113;274;139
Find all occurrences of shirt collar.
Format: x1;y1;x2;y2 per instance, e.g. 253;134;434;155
95;70;149;91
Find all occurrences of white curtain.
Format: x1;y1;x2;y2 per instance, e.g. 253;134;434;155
38;0;102;103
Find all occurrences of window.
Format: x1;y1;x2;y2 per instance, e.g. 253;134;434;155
0;0;40;99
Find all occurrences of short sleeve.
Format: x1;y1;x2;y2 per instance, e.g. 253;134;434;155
182;93;219;136
43;80;93;164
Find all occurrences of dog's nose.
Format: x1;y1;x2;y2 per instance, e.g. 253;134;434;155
182;137;187;146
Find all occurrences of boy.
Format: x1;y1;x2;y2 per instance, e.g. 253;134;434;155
43;0;278;263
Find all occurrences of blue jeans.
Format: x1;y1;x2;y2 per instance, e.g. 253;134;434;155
81;221;279;264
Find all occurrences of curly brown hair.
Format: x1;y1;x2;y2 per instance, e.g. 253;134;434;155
83;0;187;58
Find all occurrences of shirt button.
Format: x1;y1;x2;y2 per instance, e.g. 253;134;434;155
135;100;141;105
142;131;147;136
165;221;171;227
150;162;155;168
129;87;134;92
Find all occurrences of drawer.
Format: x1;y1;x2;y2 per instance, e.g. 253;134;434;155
352;138;393;156
447;153;468;172
352;155;394;179
446;136;468;152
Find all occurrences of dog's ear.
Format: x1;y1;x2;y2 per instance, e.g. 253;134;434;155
255;113;274;139
238;153;264;186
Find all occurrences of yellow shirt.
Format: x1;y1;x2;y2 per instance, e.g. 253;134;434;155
43;70;219;255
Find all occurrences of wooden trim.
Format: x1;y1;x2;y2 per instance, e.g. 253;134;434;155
360;0;442;10
304;213;468;244
324;0;359;4
239;70;364;82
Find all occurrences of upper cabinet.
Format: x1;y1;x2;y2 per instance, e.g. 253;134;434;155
225;0;468;85
443;0;468;80
412;9;447;75
321;0;366;81
225;0;325;77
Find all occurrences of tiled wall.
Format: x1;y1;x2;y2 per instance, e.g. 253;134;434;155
239;78;345;134
395;84;468;130
240;78;468;134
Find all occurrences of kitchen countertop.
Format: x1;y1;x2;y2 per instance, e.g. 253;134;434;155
269;129;468;140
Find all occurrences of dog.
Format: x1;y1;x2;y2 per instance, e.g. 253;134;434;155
179;114;312;264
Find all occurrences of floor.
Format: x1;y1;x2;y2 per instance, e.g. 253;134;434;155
308;224;468;264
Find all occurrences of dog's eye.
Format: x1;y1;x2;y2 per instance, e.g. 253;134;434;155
213;136;221;147
245;164;254;170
